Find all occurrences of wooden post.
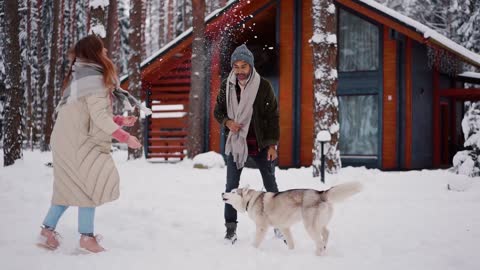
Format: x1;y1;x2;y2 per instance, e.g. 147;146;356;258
382;27;398;169
433;67;441;167
404;38;413;169
278;0;295;167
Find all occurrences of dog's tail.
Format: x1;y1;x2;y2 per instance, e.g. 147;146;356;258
326;181;363;203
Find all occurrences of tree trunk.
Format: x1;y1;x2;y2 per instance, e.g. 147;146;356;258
42;0;61;151
311;0;341;176
25;0;33;148
33;0;47;149
166;0;175;41
3;0;24;166
158;0;166;47
127;0;144;160
56;0;66;106
187;0;206;158
105;0;118;59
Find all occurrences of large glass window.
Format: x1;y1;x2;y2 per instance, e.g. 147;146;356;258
339;9;379;72
338;95;379;156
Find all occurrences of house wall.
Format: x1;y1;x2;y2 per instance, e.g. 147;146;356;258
382;26;398;169
411;41;434;168
336;7;383;168
300;0;314;167
278;0;295;167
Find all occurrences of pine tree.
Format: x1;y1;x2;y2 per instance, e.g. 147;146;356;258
3;0;24;166
118;0;130;75
187;0;207;158
455;0;480;54
174;0;192;36
127;0;145;160
158;0;167;48
22;0;34;148
375;0;414;15
29;0;41;149
42;0;61;151
145;0;160;56
0;0;6;147
75;0;89;42
26;0;42;149
58;0;74;99
206;0;227;14
408;0;479;55
311;0;341;176
166;0;176;41
89;0;108;38
33;0;49;149
451;102;480;176
106;0;119;59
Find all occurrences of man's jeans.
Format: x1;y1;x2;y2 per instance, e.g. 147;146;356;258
224;148;278;223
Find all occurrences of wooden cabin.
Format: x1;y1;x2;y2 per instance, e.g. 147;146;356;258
120;0;480;170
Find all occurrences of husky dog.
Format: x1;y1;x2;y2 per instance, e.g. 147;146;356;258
221;182;362;255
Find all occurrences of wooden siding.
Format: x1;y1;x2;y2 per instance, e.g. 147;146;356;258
404;38;413;168
278;0;295;167
300;0;314;166
382;27;397;169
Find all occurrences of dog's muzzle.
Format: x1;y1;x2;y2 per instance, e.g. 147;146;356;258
221;193;228;202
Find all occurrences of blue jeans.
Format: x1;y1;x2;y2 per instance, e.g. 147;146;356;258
42;205;95;234
224;148;279;223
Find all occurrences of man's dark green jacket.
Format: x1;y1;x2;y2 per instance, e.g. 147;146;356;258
214;77;279;150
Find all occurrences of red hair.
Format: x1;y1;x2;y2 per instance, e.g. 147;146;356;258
62;35;118;91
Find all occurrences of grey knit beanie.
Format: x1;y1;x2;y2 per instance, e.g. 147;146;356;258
230;44;254;68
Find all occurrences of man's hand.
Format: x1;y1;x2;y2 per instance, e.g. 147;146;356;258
123;116;137;127
225;119;243;133
267;145;277;161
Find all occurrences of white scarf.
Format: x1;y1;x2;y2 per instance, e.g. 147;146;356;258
56;60;152;116
225;68;261;169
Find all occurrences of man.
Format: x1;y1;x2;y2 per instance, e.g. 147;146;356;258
214;44;281;244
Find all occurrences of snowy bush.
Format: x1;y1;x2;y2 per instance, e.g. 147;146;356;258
192;151;225;169
451;102;480;177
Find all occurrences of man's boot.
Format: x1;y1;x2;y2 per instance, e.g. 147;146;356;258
224;222;237;244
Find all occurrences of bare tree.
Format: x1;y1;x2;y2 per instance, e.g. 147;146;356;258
187;0;207;158
311;0;341;175
127;0;145;160
3;0;24;166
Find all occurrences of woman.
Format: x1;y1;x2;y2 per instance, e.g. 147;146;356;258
38;35;142;253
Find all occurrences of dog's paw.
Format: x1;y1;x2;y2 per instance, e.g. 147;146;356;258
224;236;237;245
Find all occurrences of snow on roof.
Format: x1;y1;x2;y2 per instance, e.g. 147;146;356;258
458;72;480;80
358;0;480;67
120;1;239;83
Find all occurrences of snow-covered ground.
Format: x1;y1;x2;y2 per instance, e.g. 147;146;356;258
1;150;480;270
